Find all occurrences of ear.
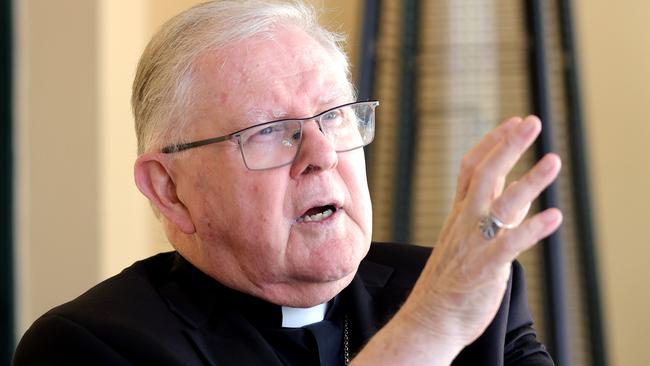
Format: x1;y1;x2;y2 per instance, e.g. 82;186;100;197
134;154;196;234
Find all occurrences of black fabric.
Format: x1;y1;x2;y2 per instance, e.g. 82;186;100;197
13;242;553;365
258;296;345;366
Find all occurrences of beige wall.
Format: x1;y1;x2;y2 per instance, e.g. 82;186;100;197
14;0;163;335
575;1;650;365
15;0;103;334
13;1;649;365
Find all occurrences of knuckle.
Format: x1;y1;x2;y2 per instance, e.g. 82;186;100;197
490;202;509;221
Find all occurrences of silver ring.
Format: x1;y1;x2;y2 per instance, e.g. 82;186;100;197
479;213;516;240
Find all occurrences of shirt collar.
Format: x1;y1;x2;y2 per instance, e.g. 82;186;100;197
281;303;328;328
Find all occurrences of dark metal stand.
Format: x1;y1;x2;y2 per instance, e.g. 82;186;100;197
357;0;381;171
392;0;419;243
526;1;570;364
557;1;607;365
1;0;15;364
357;0;380;102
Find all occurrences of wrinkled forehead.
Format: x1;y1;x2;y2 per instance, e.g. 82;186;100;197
191;26;352;128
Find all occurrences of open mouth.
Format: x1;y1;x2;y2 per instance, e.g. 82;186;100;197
296;205;337;223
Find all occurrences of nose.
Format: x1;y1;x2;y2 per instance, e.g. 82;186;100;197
289;120;338;178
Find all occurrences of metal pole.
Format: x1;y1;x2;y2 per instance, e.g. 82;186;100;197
556;1;607;364
357;0;380;101
0;0;15;364
392;0;419;243
526;1;571;364
358;0;381;171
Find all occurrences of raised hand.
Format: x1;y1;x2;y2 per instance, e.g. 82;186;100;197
353;115;563;365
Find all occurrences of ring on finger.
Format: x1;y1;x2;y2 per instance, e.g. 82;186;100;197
478;212;517;241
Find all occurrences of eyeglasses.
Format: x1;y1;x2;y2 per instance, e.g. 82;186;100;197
161;100;379;170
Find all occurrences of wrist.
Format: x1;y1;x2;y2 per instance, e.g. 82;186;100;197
394;304;467;357
351;305;465;366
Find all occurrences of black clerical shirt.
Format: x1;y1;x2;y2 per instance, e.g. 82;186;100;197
14;243;554;366
261;299;346;365
174;255;347;366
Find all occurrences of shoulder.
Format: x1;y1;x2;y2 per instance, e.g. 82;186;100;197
360;242;531;324
362;241;431;288
46;251;175;319
366;241;432;265
364;242;528;291
13;252;184;365
354;242;432;315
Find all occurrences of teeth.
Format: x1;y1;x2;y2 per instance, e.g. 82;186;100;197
300;208;334;223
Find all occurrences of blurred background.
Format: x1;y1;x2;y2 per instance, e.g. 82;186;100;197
2;0;649;365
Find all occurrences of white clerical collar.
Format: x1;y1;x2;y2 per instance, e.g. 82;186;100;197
281;303;328;328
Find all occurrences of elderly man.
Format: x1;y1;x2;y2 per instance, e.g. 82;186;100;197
14;1;562;365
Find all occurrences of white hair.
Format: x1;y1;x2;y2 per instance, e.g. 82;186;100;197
132;0;352;155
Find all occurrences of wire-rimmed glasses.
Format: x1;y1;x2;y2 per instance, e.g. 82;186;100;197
161;100;379;170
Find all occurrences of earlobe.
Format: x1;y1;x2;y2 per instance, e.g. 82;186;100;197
134;154;196;234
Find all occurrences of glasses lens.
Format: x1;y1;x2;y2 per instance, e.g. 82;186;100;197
238;101;377;170
239;120;302;170
323;102;376;152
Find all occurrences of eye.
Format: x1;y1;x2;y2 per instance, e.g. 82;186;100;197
323;110;341;121
245;122;286;144
258;126;275;135
321;109;344;128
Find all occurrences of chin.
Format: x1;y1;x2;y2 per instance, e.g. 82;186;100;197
256;265;357;307
294;270;357;307
298;248;362;283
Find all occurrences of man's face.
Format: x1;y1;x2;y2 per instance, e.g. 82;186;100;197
169;26;372;306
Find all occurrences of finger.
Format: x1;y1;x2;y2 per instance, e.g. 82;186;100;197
513;202;532;226
455;116;522;204
488;208;563;264
492;197;532;229
466;115;542;213
490;153;562;225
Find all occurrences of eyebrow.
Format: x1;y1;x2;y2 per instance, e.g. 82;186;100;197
242;87;352;125
244;108;281;125
318;88;350;106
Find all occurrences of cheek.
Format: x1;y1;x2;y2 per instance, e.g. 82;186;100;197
248;169;291;212
199;170;291;242
216;173;293;277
